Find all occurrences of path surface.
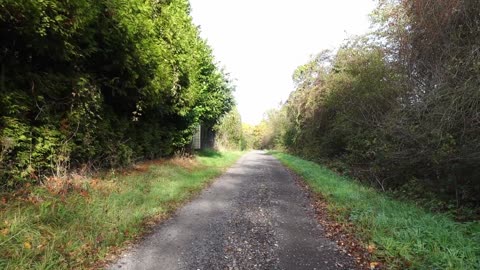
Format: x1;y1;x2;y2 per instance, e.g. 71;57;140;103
108;151;355;270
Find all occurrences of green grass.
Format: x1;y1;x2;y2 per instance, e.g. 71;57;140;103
0;150;243;269
272;151;480;270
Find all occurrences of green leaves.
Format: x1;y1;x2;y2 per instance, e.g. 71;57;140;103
215;107;243;150
261;0;480;210
0;0;234;188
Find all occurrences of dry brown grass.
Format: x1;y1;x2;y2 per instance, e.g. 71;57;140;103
167;156;200;171
132;159;166;172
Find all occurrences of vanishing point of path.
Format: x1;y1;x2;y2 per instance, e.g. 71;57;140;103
108;151;356;270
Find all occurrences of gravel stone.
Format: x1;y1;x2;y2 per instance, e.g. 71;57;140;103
107;151;356;270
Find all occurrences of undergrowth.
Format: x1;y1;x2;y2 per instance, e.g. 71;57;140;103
0;150;243;269
272;151;480;270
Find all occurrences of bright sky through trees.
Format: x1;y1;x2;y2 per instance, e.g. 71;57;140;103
190;0;376;124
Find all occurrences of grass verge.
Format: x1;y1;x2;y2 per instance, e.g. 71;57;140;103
0;150;243;269
272;151;480;270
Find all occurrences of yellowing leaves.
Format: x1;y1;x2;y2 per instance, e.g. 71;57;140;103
1;228;9;236
23;241;32;249
370;261;381;269
1;220;10;236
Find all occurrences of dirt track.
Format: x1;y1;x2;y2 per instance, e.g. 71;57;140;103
108;151;355;270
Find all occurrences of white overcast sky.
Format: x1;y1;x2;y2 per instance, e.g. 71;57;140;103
189;0;377;125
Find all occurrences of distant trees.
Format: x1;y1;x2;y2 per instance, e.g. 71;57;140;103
0;0;234;189
259;0;480;206
214;108;270;151
214;107;243;150
214;107;290;151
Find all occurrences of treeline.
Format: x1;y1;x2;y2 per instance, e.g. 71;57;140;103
214;108;272;151
0;0;234;189
261;0;480;208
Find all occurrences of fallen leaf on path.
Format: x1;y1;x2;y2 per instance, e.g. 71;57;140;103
288;168;382;270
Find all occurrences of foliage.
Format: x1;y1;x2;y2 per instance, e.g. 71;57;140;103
259;0;480;209
0;151;243;269
240;123;256;150
0;0;234;189
273;152;480;270
214;107;243;150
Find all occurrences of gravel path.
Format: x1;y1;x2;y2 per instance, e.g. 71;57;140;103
108;151;356;270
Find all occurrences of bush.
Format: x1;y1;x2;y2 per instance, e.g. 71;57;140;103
260;0;480;209
0;0;234;189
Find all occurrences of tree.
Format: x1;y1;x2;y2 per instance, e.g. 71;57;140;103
214;107;243;150
0;0;234;189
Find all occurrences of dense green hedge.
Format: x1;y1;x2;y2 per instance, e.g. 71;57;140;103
0;0;234;189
